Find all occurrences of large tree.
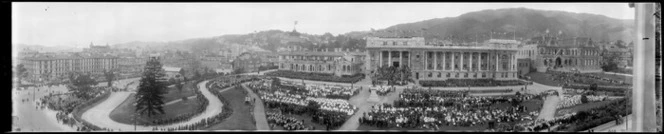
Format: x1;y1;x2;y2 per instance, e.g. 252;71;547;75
67;72;98;99
103;69;116;87
178;69;186;81
135;57;167;117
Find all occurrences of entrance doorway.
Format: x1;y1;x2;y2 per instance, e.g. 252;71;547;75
555;57;562;68
393;62;400;68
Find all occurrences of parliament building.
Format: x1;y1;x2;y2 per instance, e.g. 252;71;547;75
365;37;520;81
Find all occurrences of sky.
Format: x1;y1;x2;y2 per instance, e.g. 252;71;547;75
12;2;635;48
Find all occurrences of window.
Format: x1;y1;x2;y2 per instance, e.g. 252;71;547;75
428;73;432;77
437;73;441;78
404;42;408;46
416;55;420;58
383;41;388;46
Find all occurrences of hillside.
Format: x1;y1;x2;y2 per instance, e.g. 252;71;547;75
112;8;635;53
374;8;634;43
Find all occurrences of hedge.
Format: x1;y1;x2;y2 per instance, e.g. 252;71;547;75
265;70;365;83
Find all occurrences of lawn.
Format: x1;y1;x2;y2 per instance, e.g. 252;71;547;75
520;99;544;113
162;82;197;103
109;93;203;125
554;101;615;117
205;85;256;130
526;72;563;86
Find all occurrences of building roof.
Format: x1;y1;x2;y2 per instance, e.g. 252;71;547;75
278;51;365;56
163;66;182;72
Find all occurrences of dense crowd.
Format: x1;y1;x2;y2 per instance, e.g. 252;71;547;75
361;88;539;130
556;95;607;109
548;71;629;87
420;79;527;87
248;78;357;129
266;111;313;130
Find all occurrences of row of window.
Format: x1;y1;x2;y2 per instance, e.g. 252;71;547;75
417;72;516;79
539;48;600;56
382;41;409;46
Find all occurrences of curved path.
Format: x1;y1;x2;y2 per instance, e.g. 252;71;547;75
81;80;223;131
240;83;270;130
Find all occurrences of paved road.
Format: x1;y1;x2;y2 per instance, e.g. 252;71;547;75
240;83;270;130
81;80;226;131
12;85;76;132
537;95;561;121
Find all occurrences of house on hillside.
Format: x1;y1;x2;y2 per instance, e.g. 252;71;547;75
162;66;183;81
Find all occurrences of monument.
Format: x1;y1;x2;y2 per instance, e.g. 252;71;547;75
367;86;381;102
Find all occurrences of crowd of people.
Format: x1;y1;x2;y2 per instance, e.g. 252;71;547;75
548;71;629;87
420;79;527;87
556;95;608;109
266;111;313;130
361;88;540;130
248;78;357;130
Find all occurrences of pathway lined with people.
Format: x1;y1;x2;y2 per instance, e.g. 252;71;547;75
537;95;561;121
81;80;225;131
240;83;270;130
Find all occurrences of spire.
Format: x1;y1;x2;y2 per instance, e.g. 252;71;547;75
89;41;93;47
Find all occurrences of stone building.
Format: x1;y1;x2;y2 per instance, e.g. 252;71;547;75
277;48;366;76
529;36;603;73
365;37;519;81
19;52;119;82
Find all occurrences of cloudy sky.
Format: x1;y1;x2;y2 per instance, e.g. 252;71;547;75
12;2;634;48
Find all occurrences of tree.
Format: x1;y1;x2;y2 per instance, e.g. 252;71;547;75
103;69;116;87
271;77;281;88
306;100;320;115
601;52;621;72
179;69;186;81
176;80;184;92
67;72;98;99
16;64;28;88
589;83;598;91
193;70;202;80
135;57;167;117
232;67;246;75
581;95;589;103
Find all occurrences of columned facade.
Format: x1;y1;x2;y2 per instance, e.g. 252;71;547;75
366;37;518;81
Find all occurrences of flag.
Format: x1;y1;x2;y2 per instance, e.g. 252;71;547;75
294;21;298;25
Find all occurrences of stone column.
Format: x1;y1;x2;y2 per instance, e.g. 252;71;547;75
469;52;474;71
442;51;446;71
388;51;392;67
451;52;456;71
461;52;465;71
434;51;437;70
399;51;403;67
379;51;383;67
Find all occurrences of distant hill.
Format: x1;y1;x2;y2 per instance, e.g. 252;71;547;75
370;8;634;43
111;8;635;53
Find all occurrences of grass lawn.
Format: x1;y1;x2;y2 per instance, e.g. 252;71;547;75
554;101;614;117
205;85;256;130
109;93;203;125
526;72;562;86
520;99;544;113
162;82;197;103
